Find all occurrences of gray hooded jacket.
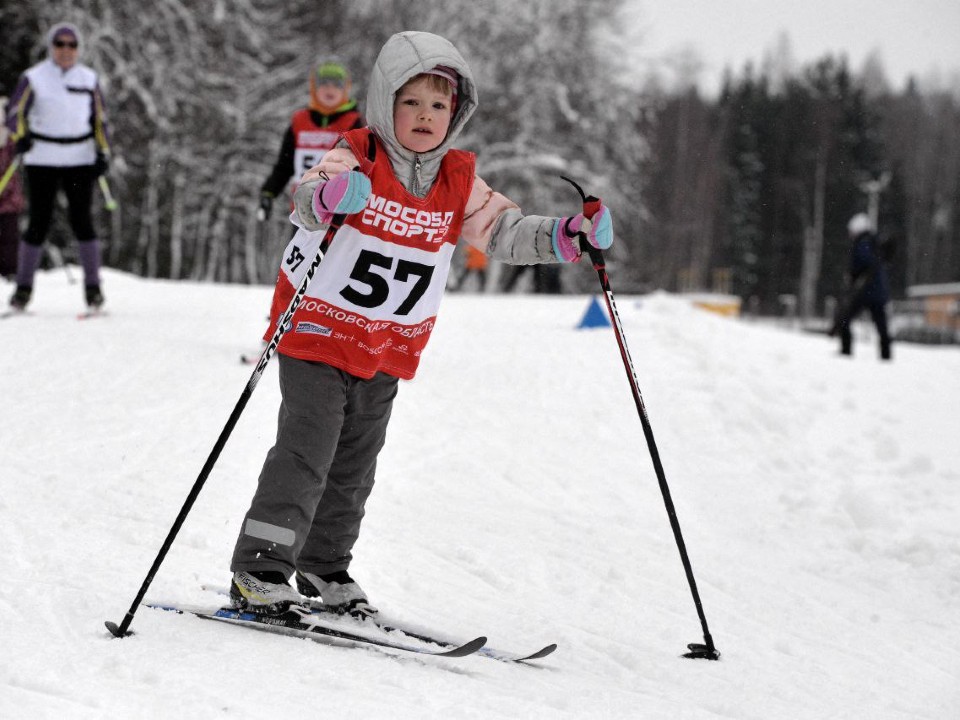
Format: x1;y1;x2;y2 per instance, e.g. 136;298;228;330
294;31;560;265
366;31;477;197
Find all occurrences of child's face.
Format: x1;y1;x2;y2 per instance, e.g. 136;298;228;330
315;80;346;108
393;77;454;154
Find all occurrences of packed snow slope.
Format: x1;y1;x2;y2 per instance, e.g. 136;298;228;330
1;268;958;719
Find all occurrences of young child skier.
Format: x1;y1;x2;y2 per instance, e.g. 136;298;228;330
229;31;614;616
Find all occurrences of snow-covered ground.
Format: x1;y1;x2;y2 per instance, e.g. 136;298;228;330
2;267;958;719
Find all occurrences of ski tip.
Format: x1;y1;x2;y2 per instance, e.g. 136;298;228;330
440;635;487;657
104;620;132;638
517;643;558;662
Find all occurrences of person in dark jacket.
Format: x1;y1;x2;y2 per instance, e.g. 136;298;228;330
257;61;364;222
832;213;892;360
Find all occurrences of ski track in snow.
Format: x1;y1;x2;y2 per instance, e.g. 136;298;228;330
1;268;958;719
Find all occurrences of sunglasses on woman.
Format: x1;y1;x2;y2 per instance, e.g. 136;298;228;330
54;39;78;49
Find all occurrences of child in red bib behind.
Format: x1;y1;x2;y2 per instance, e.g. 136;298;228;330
229;31;614;616
256;60;364;222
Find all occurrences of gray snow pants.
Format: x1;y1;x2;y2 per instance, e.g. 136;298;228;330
231;354;399;578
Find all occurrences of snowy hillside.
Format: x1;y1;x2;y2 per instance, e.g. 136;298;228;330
1;268;958;719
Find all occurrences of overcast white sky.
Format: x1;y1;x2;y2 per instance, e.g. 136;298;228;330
623;0;960;94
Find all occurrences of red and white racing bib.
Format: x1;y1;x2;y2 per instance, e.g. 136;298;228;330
289;108;362;188
266;130;476;380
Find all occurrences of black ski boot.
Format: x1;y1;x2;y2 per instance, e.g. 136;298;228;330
9;285;31;311
85;284;105;309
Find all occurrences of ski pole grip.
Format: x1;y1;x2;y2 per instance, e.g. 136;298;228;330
583;195;602;221
582;195;604;266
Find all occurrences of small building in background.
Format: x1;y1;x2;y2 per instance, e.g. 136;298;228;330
686;292;742;318
895;282;960;344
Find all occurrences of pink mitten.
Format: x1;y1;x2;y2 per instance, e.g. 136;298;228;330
311;170;372;225
551;205;614;262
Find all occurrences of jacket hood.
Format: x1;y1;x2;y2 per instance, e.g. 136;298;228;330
365;32;477;191
47;22;83;52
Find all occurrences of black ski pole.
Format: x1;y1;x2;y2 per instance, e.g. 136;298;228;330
105;214;344;639
0;155;20;196
561;176;720;661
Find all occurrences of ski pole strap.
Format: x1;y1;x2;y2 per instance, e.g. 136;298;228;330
559;174;602;219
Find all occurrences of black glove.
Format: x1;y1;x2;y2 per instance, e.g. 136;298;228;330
257;193;273;221
94;152;109;177
14;135;32;155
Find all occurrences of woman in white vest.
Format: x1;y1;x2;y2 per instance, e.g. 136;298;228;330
5;21;111;312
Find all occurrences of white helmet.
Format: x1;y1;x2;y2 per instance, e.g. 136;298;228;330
847;213;873;236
